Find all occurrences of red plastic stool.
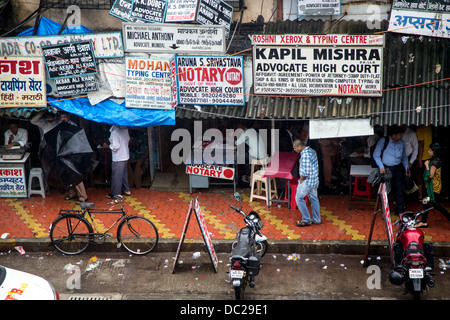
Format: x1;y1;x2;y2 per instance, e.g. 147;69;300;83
352;176;373;200
285;178;308;210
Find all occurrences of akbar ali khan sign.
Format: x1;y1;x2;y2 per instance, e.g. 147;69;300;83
251;34;384;97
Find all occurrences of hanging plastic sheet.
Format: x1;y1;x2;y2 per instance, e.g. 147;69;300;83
47;97;175;127
16;17;93;36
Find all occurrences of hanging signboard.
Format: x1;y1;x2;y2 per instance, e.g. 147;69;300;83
298;0;341;16
130;0;167;23
172;198;219;273
252;34;384;97
175;55;244;106
0;32;124;58
388;0;450;38
109;0;141;22
41;41;97;79
125;56;173;110
122;23;226;54
0;56;46;107
196;0;233;39
54;75;98;96
165;0;198;22
0;168;27;198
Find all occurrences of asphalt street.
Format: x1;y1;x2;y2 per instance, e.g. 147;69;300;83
0;250;449;301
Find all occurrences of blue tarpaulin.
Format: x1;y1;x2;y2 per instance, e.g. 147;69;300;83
16;17;176;127
47;97;175;127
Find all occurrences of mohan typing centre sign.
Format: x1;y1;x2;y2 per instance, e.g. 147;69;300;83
175;55;244;106
0;57;46;107
125;56;173;110
251;34;384;97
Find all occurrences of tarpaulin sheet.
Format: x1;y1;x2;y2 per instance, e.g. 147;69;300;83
15;17;176;127
48;97;175;127
17;17;94;36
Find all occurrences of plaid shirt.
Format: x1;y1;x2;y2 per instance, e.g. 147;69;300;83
299;146;319;188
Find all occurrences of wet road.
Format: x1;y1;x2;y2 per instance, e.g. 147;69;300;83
0;250;448;301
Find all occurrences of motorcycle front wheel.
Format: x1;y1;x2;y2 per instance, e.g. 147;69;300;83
256;240;268;257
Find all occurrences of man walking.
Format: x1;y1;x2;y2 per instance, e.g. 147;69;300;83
293;139;321;227
373;125;409;214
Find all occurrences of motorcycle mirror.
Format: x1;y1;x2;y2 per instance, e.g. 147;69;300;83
234;192;241;202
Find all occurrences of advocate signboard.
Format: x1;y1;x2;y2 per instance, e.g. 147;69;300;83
41;41;97;79
186;164;235;180
125;56;173;110
122;23;226;54
388;0;450;38
0;32;124;58
175;55;244;106
0;57;46;107
298;0;341;16
252;34;384;97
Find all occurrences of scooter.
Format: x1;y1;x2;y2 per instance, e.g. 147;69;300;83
226;192;268;300
389;198;436;300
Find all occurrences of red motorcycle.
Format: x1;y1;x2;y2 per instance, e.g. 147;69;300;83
389;199;436;300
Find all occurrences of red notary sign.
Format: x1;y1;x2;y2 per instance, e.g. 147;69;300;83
172;198;219;273
379;183;395;264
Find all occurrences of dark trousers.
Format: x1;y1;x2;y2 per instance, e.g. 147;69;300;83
422;193;450;223
387;164;406;214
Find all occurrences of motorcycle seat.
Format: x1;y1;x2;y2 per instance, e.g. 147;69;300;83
231;228;252;259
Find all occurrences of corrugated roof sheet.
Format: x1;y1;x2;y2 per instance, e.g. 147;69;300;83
176;19;450;126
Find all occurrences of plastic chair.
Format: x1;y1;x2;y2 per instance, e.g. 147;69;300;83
28;168;46;198
285;178;308;210
352;176;372;200
249;157;277;207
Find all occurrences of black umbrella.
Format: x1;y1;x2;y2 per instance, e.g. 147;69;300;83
40;122;93;190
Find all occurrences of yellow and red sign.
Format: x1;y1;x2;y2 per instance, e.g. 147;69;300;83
186;164;235;180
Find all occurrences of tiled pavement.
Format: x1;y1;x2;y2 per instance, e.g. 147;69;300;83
0;186;449;250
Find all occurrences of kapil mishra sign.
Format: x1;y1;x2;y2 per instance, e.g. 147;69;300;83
252;34;384;97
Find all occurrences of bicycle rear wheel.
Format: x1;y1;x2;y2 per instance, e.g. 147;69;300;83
50;215;93;255
117;216;159;255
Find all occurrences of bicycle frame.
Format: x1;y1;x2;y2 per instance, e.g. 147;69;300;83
58;202;127;240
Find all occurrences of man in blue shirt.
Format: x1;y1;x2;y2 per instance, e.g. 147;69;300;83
373;125;409;213
293;139;321;227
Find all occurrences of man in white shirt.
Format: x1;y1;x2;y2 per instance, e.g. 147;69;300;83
4;120;28;150
401;125;419;169
108;125;131;198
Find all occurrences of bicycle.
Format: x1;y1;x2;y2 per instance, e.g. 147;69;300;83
49;195;159;255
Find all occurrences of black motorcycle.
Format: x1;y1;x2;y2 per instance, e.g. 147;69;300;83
226;192;268;300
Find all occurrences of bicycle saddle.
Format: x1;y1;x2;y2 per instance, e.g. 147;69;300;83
80;202;95;209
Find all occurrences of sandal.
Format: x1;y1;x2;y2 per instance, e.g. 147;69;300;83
76;199;88;205
123;191;132;196
296;221;312;227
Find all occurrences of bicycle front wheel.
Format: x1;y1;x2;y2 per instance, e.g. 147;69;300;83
117;216;159;255
50;215;93;255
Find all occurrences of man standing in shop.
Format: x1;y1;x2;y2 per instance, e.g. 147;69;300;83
293;139;321;227
373;125;409;214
